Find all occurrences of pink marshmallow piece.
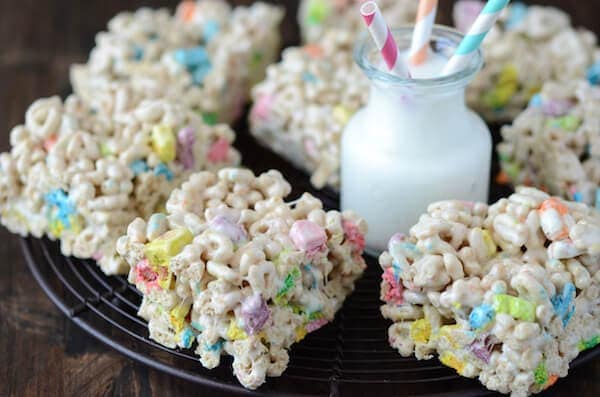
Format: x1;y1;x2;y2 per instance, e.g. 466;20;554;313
251;93;275;122
135;259;160;290
289;220;327;258
207;137;230;164
305;318;328;333
342;220;365;252
382;267;403;304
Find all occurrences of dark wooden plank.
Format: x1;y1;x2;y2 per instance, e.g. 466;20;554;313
0;1;599;396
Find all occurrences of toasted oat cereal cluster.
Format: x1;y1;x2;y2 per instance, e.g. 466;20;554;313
298;0;418;43
116;168;367;389
454;1;599;122
380;187;600;397
71;0;283;124
0;95;240;275
250;29;367;189
497;80;600;207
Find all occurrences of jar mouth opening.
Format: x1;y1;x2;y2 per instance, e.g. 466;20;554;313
354;25;484;88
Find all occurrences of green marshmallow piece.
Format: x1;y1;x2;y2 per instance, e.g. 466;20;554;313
546;115;581;131
274;267;302;305
578;335;600;351
484;82;518;109
307;0;330;25
144;228;193;268
493;294;536;322
534;362;548;386
202;112;218;126
100;143;113;157
484;64;519;109
503;162;521;182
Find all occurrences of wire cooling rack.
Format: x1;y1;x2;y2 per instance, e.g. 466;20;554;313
22;128;600;396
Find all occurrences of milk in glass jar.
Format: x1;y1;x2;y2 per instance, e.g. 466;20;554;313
341;26;491;253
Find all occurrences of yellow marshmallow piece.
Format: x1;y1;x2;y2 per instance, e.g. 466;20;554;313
227;320;248;340
157;270;174;290
410;319;432;344
169;301;191;333
440;351;465;375
144;228;193;269
481;229;497;256
333;105;353;126
151;124;176;163
295;326;308;342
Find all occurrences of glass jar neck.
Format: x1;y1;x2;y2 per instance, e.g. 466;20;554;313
366;80;468;138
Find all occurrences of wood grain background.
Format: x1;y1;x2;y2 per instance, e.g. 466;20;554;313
1;1;599;396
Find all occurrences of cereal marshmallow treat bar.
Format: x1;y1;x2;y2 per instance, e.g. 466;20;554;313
71;0;283;125
116;168;367;389
454;1;598;122
0;95;240;275
498;80;600;207
250;29;367;189
298;0;418;44
380;187;600;396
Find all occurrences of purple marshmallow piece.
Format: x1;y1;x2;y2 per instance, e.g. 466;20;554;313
241;293;270;335
469;337;492;363
177;126;196;170
542;99;574;117
209;215;247;243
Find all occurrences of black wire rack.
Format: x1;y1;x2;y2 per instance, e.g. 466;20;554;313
22;128;600;396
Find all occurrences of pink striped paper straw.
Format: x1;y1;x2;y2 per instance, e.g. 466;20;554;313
409;0;438;65
360;1;410;78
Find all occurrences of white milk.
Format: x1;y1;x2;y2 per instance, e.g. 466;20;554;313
403;50;448;78
341;27;491;254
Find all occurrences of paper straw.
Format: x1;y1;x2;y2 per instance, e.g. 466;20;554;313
360;1;410;78
442;0;510;76
409;0;438;65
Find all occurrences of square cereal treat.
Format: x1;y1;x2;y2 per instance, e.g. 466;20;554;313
250;29;367;189
380;187;600;396
70;0;283;125
453;1;598;122
0;95;240;275
497;79;600;207
298;0;418;43
116;168;367;389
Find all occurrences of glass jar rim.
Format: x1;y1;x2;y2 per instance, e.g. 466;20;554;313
354;25;484;88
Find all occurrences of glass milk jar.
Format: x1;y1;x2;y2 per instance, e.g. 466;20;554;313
341;26;491;253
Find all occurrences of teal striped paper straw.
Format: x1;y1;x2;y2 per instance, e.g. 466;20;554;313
442;0;510;76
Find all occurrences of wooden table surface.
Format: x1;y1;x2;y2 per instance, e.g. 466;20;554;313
1;1;599;396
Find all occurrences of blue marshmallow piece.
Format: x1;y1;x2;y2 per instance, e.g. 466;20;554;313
174;46;212;85
192;62;212;85
174;46;210;70
528;93;543;108
204;339;224;352
154;162;174;181
130;159;150;176
133;45;144;61
587;61;600;85
180;327;195;349
469;303;496;329
551;283;576;327
203;20;220;42
45;189;77;227
302;71;318;83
